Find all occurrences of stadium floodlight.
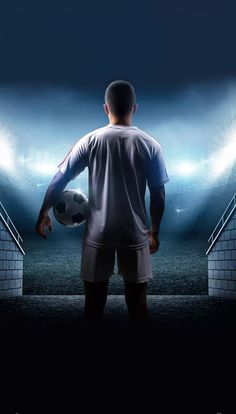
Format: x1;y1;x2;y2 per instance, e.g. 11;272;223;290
0;132;14;172
176;161;199;177
211;131;236;177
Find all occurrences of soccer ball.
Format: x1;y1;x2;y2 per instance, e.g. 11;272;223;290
53;189;89;227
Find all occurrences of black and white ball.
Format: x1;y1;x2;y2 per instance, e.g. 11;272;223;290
53;189;89;227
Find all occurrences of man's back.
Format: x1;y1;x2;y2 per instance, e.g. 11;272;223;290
36;80;169;322
58;122;169;249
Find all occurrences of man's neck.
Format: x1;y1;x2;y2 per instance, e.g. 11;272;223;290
109;117;132;126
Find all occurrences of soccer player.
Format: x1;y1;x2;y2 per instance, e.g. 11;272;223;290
36;80;169;322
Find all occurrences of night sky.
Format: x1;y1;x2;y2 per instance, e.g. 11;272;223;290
1;0;236;93
1;0;236;199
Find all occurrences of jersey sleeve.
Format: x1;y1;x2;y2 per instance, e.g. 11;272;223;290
57;134;89;180
146;143;169;189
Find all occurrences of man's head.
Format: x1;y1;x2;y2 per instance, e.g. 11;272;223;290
104;80;138;122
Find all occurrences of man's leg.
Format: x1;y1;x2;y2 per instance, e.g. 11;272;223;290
117;244;152;322
83;280;109;321
124;281;148;321
80;242;115;321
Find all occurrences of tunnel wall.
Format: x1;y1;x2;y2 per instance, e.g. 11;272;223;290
208;209;236;299
0;217;23;298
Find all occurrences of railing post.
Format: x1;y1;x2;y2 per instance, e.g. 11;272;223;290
0;201;23;248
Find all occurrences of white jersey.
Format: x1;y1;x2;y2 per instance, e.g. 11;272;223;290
58;123;169;249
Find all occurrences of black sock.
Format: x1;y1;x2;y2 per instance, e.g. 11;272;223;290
83;280;109;321
124;281;148;321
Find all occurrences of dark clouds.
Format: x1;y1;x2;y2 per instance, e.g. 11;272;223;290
0;0;236;92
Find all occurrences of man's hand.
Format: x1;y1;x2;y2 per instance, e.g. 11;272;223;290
148;230;160;254
35;170;70;240
36;214;53;240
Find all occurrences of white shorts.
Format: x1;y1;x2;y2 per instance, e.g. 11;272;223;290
80;242;153;283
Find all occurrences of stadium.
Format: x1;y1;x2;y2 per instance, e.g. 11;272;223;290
1;2;236;410
0;82;236;296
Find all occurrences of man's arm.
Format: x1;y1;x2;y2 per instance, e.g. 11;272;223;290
35;171;71;239
36;133;89;239
148;185;165;254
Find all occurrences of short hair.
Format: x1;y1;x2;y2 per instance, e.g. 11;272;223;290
104;80;136;117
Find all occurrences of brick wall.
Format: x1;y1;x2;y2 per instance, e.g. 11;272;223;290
0;217;23;298
208;208;236;299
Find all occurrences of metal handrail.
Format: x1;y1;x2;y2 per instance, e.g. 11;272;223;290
0;201;23;244
206;192;236;255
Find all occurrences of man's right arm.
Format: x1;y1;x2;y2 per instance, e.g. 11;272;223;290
148;185;165;254
35;171;71;239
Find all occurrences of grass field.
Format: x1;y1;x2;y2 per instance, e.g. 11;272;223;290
22;233;208;295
